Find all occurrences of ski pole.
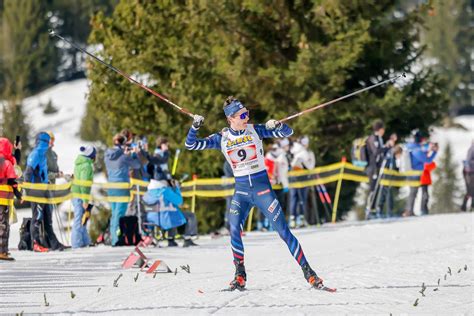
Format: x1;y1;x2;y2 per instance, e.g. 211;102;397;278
49;30;195;119
279;73;406;123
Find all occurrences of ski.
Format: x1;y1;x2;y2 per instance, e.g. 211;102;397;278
313;285;337;292
220;286;247;292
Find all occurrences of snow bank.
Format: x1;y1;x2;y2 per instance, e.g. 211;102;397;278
1;212;472;314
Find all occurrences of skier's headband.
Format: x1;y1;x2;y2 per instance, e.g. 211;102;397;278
224;100;245;117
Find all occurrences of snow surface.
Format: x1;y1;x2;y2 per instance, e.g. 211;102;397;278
1;212;472;315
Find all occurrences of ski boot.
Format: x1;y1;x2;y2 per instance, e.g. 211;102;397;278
302;263;336;292
227;260;247;291
302;263;324;288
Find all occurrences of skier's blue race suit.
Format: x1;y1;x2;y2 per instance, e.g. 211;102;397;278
185;123;309;267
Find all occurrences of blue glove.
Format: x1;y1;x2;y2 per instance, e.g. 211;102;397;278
283;187;289;193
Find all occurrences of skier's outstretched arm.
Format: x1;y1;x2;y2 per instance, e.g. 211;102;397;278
185;115;222;151
254;120;294;139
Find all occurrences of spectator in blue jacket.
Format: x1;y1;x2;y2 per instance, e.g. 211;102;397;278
104;133;141;246
402;131;438;216
24;132;64;252
143;170;198;247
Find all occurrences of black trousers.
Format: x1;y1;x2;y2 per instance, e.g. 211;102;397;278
30;203;61;249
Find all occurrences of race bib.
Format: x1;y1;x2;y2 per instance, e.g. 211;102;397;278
227;144;257;165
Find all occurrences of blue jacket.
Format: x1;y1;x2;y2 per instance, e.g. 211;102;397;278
143;185;183;209
104;146;141;198
407;142;437;171
104;146;141;182
143;181;186;230
24;132;51;184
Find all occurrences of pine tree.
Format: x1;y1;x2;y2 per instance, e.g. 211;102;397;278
0;0;55;152
422;0;473;111
0;0;58;97
431;142;460;213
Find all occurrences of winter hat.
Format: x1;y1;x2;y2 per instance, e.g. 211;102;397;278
0;137;16;165
35;132;51;145
300;136;309;146
80;145;97;159
279;138;290;148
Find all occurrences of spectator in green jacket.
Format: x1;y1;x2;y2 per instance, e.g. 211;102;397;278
71;145;96;248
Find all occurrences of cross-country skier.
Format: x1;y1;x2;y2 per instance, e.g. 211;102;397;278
185;96;327;291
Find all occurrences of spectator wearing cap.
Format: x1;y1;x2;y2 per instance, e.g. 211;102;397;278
71;145;96;248
24;132;64;252
45;131;63;184
289;136;315;228
104;133;141;246
403;132;438;216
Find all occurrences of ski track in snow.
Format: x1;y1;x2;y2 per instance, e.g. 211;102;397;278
1;213;472;315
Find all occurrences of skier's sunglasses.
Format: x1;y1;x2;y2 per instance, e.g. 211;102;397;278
235;111;249;120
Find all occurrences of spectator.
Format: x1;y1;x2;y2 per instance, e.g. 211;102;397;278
143;171;198;247
127;135;149;232
262;142;290;230
71;145;96;248
365;120;394;219
375;144;403;218
104;133;141;246
45;131;63;184
24;132;64;252
402;131;438;216
148;136;171;180
289;136;315;228
0;137;22;261
461;141;474;212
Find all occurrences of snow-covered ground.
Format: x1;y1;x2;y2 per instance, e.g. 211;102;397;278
1;212;472;315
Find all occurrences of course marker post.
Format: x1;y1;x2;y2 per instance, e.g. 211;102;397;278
331;157;346;223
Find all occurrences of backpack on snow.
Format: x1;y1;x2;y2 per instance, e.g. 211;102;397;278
116;216;141;246
18;217;32;251
351;137;368;168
